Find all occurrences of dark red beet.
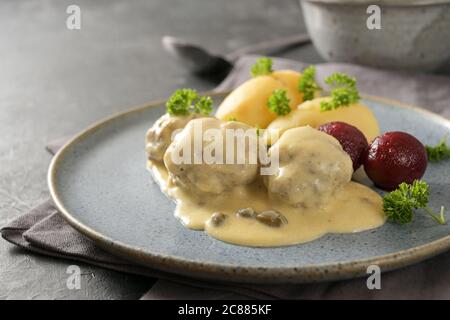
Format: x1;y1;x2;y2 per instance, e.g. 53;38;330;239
318;121;368;170
363;131;428;191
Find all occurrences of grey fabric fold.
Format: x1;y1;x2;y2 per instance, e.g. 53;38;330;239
2;55;450;300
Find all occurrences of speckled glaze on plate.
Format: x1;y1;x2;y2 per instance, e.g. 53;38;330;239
48;93;450;284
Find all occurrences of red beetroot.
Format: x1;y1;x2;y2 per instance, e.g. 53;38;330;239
318;121;368;170
363;131;428;191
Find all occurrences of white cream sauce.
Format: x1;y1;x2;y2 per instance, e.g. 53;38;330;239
148;161;386;247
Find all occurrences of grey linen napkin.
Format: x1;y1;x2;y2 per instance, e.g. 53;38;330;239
2;55;450;300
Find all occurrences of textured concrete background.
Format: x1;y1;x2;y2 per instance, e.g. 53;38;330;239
0;0;321;299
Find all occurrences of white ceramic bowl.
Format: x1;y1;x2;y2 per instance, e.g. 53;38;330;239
300;0;450;71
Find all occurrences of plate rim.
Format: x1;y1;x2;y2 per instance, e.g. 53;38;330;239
48;92;450;283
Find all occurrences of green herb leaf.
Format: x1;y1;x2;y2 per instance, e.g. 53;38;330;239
425;136;450;162
166;89;198;115
383;180;446;225
166;89;213;116
193;96;213;115
320;72;360;111
298;65;321;101
267;89;291;116
228;116;237;122
251;57;273;77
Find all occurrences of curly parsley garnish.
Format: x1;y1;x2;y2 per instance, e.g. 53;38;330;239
267;89;291;116
192;96;213;115
166;89;213;116
320;72;360;111
425;136;450;162
298;65;321;101
383;180;446;225
251;57;273;77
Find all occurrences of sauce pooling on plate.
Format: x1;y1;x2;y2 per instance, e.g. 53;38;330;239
149;161;384;247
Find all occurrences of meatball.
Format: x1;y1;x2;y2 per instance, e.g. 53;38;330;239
164;118;259;195
265;126;353;208
145;113;201;161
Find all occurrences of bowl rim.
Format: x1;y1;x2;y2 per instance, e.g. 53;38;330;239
300;0;450;6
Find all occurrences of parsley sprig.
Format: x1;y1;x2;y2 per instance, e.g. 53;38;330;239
425;136;450;162
166;89;213;116
251;57;273;77
192;96;213;115
298;65;321;101
383;180;446;225
267;89;291;116
320;73;360;111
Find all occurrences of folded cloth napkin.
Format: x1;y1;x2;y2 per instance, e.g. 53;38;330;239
2;55;450;300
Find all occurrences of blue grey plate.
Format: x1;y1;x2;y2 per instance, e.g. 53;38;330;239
48;93;450;283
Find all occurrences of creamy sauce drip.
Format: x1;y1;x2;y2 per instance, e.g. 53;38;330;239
149;161;386;247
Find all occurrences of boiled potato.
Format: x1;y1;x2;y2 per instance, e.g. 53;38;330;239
265;97;380;145
216;70;304;128
271;70;303;108
216;76;282;128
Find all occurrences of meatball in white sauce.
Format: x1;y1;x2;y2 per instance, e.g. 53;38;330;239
145;113;202;161
164;118;259;195
265;126;353;209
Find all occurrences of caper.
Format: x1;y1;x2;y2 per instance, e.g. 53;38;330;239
236;207;256;218
210;212;227;227
256;210;288;227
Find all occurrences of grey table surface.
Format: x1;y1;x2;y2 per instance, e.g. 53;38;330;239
0;0;323;299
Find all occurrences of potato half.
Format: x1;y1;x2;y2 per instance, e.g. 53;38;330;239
216;70;305;128
265;97;380;145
